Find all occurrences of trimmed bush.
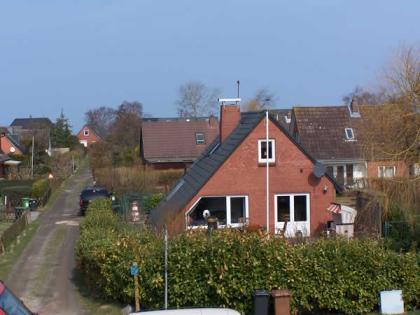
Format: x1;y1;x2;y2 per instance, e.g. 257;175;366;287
143;193;164;214
76;202;420;314
31;178;50;199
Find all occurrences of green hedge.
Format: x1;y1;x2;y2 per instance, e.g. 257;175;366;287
31;178;50;199
0;186;32;205
143;193;164;214
76;200;420;314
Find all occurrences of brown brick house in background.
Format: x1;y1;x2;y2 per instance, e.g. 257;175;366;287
140;117;219;170
76;124;102;147
150;104;341;236
290;103;366;187
289;102;415;186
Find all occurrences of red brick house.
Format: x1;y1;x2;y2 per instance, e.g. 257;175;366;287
76;125;102;147
150;105;341;236
0;133;24;155
0;154;8;178
290;103;416;185
140;117;219;170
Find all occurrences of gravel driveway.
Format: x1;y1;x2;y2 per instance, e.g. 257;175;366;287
5;168;92;315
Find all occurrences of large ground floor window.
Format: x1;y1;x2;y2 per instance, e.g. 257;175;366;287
187;195;248;228
274;193;310;237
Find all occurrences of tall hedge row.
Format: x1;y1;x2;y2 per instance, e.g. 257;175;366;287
76;199;420;314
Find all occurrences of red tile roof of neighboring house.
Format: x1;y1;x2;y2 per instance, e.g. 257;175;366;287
292;106;364;162
141;117;219;163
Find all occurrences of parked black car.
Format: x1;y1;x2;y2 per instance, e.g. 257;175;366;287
0;280;37;315
79;186;110;215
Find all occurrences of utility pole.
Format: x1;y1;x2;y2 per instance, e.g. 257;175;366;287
266;111;270;234
164;226;168;309
31;136;34;178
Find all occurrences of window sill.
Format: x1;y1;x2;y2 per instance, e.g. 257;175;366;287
187;224;246;230
258;162;276;167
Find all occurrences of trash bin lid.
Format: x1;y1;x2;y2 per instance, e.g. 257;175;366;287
271;289;292;298
253;290;270;297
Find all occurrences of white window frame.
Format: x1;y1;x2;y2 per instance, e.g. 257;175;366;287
79;140;88;147
344;128;355;140
186;195;249;229
274;193;310;223
378;165;396;178
258;139;275;163
274;193;310;236
195;132;205;145
83;129;89;136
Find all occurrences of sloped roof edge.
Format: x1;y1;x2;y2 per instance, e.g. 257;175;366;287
149;111;342;228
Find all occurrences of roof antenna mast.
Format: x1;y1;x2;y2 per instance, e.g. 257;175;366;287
236;80;240;98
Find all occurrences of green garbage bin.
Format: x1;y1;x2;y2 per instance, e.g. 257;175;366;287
21;197;31;209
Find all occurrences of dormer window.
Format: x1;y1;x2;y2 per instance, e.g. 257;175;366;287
258;139;275;163
84;129;89;136
345;128;354;140
195;133;205;145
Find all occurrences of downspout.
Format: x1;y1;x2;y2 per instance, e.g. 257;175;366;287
266;111;270;233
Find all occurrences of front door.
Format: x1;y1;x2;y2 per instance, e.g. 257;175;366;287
274;194;310;237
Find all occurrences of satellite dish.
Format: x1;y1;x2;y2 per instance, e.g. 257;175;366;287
313;162;326;178
203;209;210;219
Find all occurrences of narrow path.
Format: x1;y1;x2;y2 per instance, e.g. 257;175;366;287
5;167;92;315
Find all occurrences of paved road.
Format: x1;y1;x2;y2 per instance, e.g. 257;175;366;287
6;168;92;315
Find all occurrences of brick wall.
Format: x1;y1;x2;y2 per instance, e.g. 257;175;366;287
76;126;100;147
1;137;22;155
367;160;409;178
169;118;335;235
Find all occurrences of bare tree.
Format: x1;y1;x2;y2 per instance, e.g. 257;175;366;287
176;82;220;117
360;45;420;165
355;46;420;228
342;86;387;106
110;101;143;148
243;88;276;112
85;106;116;138
385;45;420;112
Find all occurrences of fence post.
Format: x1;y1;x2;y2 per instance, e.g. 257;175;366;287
384;221;389;237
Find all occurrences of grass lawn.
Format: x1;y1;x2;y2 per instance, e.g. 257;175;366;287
73;267;124;315
0;221;40;280
0;221;12;234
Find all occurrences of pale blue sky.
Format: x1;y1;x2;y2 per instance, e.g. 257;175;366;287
1;0;419;131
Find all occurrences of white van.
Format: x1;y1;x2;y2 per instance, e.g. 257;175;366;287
130;308;241;315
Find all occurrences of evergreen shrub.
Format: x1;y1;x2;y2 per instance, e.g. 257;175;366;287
76;200;420;314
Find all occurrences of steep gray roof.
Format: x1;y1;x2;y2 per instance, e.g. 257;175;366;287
10;118;53;129
149;111;341;228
